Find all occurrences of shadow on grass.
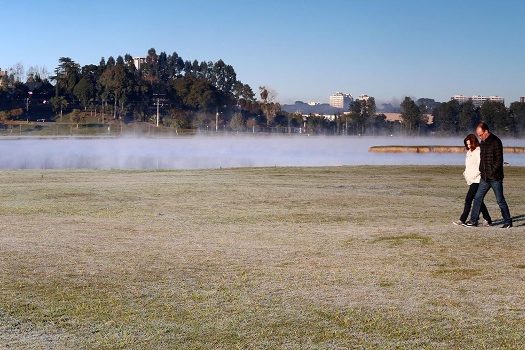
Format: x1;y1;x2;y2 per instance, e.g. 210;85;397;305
493;214;525;227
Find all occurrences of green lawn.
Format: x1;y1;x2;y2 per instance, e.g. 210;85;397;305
1;166;524;349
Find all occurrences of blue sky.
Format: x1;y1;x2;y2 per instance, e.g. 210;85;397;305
1;0;524;104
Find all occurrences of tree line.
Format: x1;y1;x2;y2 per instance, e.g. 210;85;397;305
431;98;525;136
0;48;285;130
1;49;524;136
342;96;525;137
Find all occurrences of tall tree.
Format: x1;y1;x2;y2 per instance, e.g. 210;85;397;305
9;62;25;82
99;61;127;119
73;77;95;110
172;76;219;112
229;112;245;131
363;97;376;118
233;82;255;102
349;100;364;134
259;86;280;126
348;97;376;135
458;100;479;132
211;59;237;95
142;48;159;87
52;57;80;98
432;100;460;133
168;51;184;78
72;64;98;110
416;98;440;114
157;51;169;83
480;100;509;134
509;101;525;135
372;113;388;134
50;96;68;119
400;97;423;134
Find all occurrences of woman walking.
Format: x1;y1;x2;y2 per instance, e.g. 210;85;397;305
454;134;492;226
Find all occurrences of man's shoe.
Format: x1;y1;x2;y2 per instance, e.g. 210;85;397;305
463;221;477;227
501;223;513;229
453;220;465;226
482;220;492;227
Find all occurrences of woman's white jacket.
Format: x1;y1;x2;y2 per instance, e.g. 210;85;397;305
463;147;481;185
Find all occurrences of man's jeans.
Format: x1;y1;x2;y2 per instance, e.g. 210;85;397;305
470;179;512;225
461;183;491;224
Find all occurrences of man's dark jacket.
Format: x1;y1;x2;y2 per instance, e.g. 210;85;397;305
479;133;504;181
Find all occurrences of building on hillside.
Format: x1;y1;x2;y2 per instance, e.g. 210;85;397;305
520;96;525;103
0;70;7;87
382;113;434;125
451;94;505;108
329;92;353;109
133;57;146;70
303;113;337;121
307;101;321;106
451;95;470;104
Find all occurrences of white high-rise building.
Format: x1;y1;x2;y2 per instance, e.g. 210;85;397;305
133;57;146;70
451;95;470;104
329;92;353;109
451;94;504;107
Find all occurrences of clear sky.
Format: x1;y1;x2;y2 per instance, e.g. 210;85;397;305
1;0;524;105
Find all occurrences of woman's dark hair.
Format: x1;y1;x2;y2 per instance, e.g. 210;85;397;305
464;134;480;151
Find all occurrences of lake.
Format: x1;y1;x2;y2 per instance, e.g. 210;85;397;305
1;135;524;169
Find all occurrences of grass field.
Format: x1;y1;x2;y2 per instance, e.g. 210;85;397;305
1;166;524;349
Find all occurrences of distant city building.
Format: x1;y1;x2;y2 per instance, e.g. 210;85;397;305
329;92;353;109
357;94;371;102
133;57;146;70
303;113;337;121
451;95;470;104
382;113;434;125
520;96;525;103
451;94;504;107
307;101;321;106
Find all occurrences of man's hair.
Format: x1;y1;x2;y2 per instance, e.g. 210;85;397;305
464;134;480;151
476;122;489;132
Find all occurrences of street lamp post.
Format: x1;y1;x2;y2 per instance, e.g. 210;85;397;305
303;115;307;134
26;91;33;111
216;109;219;132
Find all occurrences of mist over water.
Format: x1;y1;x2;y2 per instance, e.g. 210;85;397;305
1;136;524;170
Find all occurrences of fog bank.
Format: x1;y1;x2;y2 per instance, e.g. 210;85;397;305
1;136;524;170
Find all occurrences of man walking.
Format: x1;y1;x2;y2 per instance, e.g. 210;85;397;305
465;122;512;228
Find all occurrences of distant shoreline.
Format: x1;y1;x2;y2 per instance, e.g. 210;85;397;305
369;145;525;153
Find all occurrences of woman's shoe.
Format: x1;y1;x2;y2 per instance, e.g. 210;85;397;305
463;221;477;227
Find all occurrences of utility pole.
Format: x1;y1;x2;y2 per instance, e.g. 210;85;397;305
156;97;160;127
101;100;105;124
153;93;165;127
